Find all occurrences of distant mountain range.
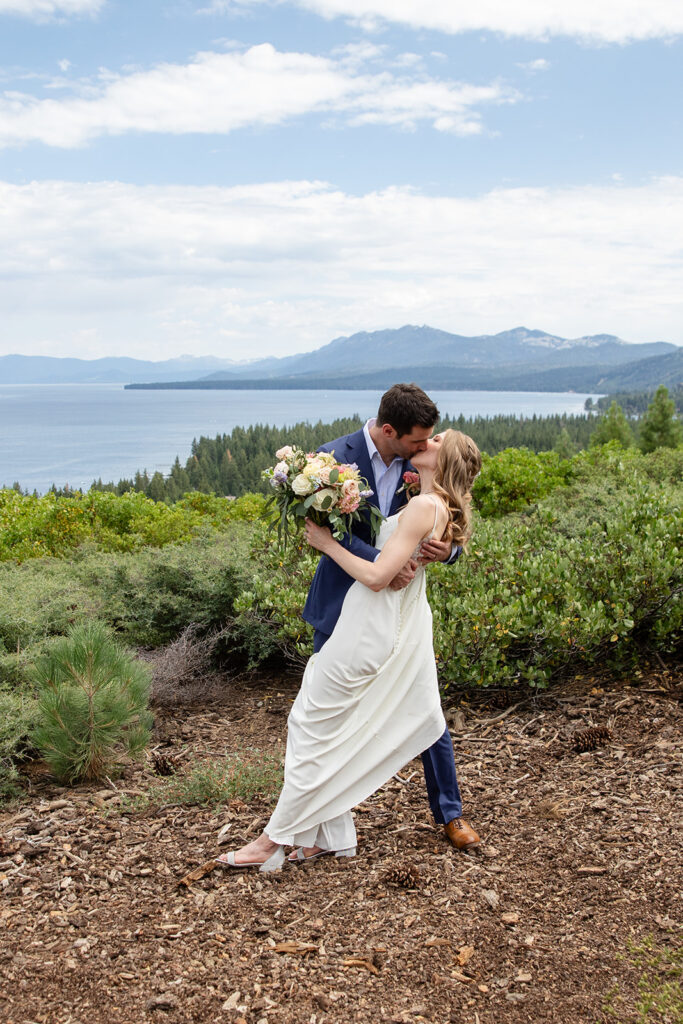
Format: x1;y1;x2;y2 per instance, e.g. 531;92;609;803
129;325;680;393
3;326;680;393
0;354;241;385
200;325;674;381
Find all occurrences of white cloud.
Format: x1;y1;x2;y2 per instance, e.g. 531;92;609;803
196;1;244;13
0;0;103;18
229;1;683;44
0;44;517;147
517;58;551;72
1;176;681;359
347;80;515;134
58;59;72;73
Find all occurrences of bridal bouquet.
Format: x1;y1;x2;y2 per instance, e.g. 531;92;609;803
262;445;383;547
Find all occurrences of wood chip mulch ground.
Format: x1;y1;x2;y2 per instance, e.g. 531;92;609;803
1;662;681;1024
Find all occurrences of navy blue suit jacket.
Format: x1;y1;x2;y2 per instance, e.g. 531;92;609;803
301;428;415;636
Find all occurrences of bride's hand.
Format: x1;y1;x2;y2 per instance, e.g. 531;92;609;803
304;518;333;552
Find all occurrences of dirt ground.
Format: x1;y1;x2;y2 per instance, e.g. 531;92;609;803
1;661;681;1024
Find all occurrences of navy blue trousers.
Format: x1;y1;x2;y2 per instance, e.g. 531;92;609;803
313;629;462;825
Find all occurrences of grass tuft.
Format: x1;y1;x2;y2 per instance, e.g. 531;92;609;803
123;752;283;811
601;936;682;1023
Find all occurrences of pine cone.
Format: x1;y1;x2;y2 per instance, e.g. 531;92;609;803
572;726;613;753
151;751;178;776
382;863;421;888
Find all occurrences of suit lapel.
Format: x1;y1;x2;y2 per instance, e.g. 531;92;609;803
389;457;413;515
346;429;379;508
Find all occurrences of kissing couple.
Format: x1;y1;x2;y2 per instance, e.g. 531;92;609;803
218;383;482;872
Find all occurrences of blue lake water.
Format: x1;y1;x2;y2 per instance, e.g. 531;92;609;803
0;384;599;494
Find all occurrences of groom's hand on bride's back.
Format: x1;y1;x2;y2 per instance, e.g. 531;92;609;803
389;559;418;591
418;538;455;565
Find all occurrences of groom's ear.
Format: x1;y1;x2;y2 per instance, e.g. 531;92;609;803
381;423;398;440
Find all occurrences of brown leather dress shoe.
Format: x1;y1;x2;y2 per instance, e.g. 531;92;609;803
443;818;480;851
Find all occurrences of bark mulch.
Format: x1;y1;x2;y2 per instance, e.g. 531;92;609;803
1;663;681;1024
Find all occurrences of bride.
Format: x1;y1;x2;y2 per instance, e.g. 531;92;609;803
217;429;481;871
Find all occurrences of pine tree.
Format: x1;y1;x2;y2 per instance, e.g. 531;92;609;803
31;622;152;784
639;386;683;453
169;456;190;495
147;471;167;503
553;427;576;459
134;469;151;493
589;401;634;448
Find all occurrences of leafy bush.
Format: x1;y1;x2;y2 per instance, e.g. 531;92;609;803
571;439;683;486
429;476;681;690
175;490;266;524
0;559;99;655
86;536;248;648
0;688;39;802
237;453;682;689
0;529;255;692
31;622;153;783
234;524;317;662
0;761;21;803
472;447;573;517
0;488;264;564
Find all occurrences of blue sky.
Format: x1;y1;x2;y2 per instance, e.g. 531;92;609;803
1;0;682;360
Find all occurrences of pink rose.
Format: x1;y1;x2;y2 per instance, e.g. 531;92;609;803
338;479;360;513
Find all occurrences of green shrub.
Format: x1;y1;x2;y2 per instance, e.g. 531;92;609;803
429;475;681;689
0;488;195;562
472;447;573;517
176;491;266;523
0;761;21;803
0;559;99;655
0;688;39;802
237;454;682;689
86;534;250;648
0;487;260;564
0;529;254;686
234;523;317;662
31;622;152;784
572;438;683;488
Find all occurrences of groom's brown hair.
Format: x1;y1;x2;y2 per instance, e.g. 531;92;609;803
376;383;439;437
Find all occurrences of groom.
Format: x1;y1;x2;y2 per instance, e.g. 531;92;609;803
302;383;480;852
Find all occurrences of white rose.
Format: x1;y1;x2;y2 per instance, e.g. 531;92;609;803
310;487;336;511
292;473;314;496
275;445;294;460
274;461;289;477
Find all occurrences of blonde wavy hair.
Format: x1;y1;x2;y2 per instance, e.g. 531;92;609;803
432;430;481;547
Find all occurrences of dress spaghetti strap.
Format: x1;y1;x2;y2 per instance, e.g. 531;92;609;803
425;494;444;540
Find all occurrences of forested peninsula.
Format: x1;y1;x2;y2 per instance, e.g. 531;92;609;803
85;412;593;502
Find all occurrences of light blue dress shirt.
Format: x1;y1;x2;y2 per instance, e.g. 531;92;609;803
362;418;404;516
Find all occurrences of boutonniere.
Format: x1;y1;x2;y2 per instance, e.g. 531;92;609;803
398;471;421;499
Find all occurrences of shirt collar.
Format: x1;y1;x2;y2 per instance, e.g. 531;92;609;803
363;418;381;463
363;418;403;467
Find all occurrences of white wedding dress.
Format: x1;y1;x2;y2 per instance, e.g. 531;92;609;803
265;500;447;853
